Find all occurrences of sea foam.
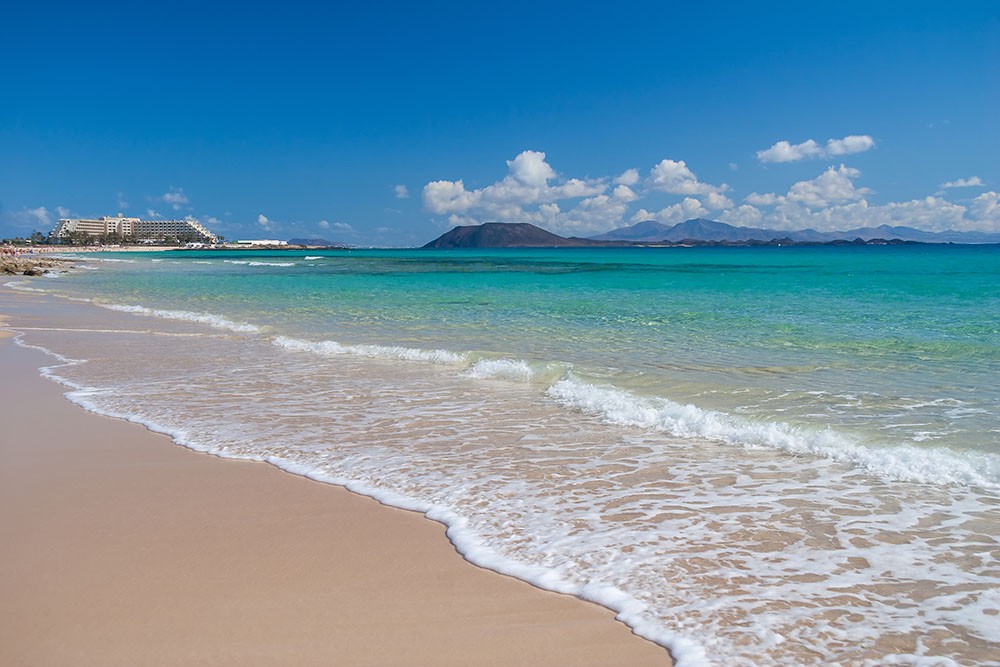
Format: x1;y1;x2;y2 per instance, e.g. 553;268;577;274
224;259;295;267
273;335;466;364
4;280;47;292
99;303;262;333
464;358;536;381
547;374;1000;490
11;310;996;667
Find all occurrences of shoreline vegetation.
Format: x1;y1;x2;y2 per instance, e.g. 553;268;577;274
0;291;671;666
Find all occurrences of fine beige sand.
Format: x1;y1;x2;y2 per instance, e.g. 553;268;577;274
0;312;670;666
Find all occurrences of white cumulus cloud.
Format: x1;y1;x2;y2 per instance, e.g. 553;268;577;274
614;168;640;186
757;134;875;163
319;220;353;231
940;176;984;189
786;165;871;208
423;179;482;214
613;184;639;202
826;135;876;156
702;191;734;211
393;184;410;199
728;163;999;233
757;139;823;163
646;159;728;196
719;204;764;227
969;191;999;223
745;192;781;206
422;150;610;234
630;197;709;225
161;188;190;210
419;149;999;237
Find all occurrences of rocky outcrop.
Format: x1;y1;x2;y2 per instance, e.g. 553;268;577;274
0;256;75;275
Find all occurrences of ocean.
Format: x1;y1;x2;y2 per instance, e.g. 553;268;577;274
5;245;999;666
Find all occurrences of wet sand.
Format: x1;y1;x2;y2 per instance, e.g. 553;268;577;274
0;301;670;666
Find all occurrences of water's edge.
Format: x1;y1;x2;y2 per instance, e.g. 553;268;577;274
6;327;691;665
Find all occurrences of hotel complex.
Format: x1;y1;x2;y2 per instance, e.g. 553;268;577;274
52;214;218;243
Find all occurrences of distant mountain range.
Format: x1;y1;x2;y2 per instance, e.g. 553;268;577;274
591;218;1000;244
423;219;1000;248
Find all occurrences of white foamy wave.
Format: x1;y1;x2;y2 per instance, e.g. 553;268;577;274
303;256;323;260
278;465;708;667
85;257;137;263
465;358;535;381
17;340;699;665
4;280;47;292
11;335;92;391
273;335;466;364
224;259;295;267
548;375;1000;490
99;303;262;333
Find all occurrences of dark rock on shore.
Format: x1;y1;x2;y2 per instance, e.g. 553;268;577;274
0;256;76;275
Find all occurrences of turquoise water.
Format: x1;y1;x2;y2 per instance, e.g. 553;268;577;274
60;246;1000;456
6;244;999;666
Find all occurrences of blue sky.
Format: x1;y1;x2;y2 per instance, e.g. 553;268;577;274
2;1;997;245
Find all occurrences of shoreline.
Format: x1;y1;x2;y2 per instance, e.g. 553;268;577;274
0;300;670;666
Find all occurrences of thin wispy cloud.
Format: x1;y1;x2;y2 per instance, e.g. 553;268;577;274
319;220;353;230
1;206;54;232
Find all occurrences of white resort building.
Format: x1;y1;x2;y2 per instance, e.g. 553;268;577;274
52;214;218;243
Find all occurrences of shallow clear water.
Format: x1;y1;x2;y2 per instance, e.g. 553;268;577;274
5;245;999;666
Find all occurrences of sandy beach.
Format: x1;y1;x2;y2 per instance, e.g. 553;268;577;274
0;296;669;666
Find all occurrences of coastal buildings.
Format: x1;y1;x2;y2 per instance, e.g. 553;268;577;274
52;214;218;243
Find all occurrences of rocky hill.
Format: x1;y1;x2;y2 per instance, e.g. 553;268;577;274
422;222;602;248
